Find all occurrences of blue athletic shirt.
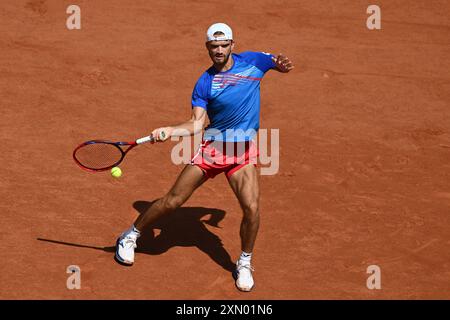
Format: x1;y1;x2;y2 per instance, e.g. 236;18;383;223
191;51;276;142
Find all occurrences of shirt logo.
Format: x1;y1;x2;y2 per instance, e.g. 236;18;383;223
212;66;262;90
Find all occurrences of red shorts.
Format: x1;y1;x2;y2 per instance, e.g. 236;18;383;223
191;140;259;179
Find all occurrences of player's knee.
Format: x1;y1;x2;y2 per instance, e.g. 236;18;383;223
162;193;184;211
242;202;259;219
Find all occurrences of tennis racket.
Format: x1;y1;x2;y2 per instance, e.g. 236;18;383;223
73;132;166;172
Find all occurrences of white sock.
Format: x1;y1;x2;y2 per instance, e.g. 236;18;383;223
124;225;141;239
239;251;252;266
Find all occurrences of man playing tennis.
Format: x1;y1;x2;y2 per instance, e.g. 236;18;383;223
116;23;294;292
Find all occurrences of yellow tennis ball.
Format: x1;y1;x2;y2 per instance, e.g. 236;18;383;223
111;167;122;178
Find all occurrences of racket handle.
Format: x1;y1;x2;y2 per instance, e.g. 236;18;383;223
136;135;155;144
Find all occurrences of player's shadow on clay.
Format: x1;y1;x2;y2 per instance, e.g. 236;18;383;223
132;200;235;272
37;201;235;272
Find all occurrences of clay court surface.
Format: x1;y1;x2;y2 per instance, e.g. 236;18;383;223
1;0;450;299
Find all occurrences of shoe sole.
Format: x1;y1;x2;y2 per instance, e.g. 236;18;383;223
114;254;133;266
235;282;255;292
115;238;134;266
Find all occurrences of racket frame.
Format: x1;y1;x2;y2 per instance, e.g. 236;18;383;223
73;135;154;172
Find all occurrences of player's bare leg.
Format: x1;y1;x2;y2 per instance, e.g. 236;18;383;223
134;164;206;230
115;164;206;265
227;164;260;291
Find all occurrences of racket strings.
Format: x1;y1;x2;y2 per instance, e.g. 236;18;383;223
74;143;123;170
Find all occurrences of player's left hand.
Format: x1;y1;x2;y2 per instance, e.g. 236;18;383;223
272;54;294;73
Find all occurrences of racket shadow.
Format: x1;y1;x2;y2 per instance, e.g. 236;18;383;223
133;200;235;273
36;238;115;253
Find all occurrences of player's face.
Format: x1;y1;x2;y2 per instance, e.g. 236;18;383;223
206;40;234;65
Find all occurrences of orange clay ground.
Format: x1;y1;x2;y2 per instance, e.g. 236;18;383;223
1;0;450;299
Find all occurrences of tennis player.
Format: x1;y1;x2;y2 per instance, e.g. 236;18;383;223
116;23;294;292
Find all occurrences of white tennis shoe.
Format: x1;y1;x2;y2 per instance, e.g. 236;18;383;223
115;233;138;265
234;260;255;292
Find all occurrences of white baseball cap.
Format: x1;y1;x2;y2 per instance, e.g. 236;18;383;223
206;23;233;42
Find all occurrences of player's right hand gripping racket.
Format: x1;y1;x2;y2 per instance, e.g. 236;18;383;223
73;132;166;172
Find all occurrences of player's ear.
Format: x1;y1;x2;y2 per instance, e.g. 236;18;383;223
231;41;235;51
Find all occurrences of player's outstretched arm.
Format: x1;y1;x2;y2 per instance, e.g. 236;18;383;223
272;53;294;73
151;106;207;142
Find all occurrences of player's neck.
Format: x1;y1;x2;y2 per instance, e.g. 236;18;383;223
213;55;234;73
